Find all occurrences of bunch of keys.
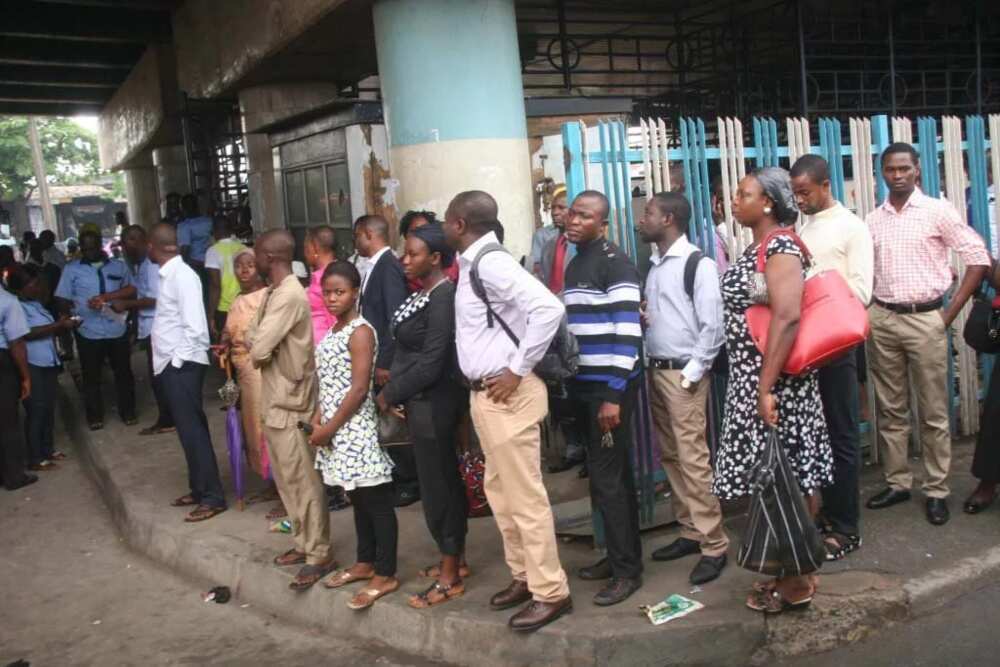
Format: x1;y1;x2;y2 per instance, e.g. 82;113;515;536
601;431;615;448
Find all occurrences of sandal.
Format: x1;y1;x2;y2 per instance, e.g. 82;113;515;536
746;587;814;614
139;424;175;436
28;461;59;472
266;504;289;520
323;568;374;589
408;580;465;609
185;505;227;522
171;494;197;507
290;561;337;592
824;532;862;561
50;451;67;461
419;562;471;579
347;579;400;610
274;549;307;567
963;493;996;514
89;422;104;431
751;579;777;594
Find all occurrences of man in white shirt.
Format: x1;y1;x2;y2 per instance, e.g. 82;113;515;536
443;190;572;633
791;155;874;557
148;223;226;522
637;192;729;585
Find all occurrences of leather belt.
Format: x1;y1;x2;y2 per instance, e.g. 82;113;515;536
874;298;943;314
648;357;689;370
468;378;490;391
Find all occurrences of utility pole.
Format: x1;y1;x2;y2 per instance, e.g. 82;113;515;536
28;116;58;237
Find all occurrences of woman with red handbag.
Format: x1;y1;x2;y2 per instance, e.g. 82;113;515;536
712;167;833;614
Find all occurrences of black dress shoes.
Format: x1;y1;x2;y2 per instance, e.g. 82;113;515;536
593;577;642;606
577;557;612;581
926;498;950;525
651;537;701;562
689;554;727;585
865;488;912;510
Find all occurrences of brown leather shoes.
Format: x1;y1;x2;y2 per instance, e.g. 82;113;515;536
508;596;573;632
489;580;531;610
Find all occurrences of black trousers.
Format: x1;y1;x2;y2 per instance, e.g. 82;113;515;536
76;333;135;424
574;380;643;580
348;482;398;576
23;365;59;466
144;340;174;428
160;362;225;508
973;360;1000;483
0;351;28;489
407;392;468;556
818;349;862;536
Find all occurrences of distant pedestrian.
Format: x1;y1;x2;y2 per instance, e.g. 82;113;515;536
38;230;66;270
204;216;247;340
303;225;338;345
638;191;729;585
965;260;1000;514
248;230;334;591
148;224;226;523
53;230;137;430
865;142;990;526
0;283;35;491
791;155;873;559
443;190;572;632
8;264;77;471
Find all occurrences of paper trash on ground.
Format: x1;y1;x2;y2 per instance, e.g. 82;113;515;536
640;594;704;625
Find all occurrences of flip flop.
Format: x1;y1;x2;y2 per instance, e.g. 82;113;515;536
274;549;307;567
290;561;337;592
746;587;814;614
347;580;400;610
408;580;465;609
49;451;68;461
963;495;995;514
171;494;197;507
419;563;471;579
185;505;227;522
323;569;374;589
139;424;176;436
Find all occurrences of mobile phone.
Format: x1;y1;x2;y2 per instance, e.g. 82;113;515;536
297;420;314;435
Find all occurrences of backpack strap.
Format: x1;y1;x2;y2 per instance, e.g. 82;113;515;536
469;242;520;347
683;250;704;300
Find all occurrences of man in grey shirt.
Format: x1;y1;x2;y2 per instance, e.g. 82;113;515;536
638;191;729;585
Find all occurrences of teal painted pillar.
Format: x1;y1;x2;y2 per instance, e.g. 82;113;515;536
373;0;534;258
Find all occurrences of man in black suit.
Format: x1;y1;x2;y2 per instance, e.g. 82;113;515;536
352;215;419;506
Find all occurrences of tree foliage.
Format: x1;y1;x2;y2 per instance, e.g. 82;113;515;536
0;116;102;200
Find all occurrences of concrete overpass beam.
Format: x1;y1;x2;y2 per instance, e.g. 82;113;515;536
373;0;534;258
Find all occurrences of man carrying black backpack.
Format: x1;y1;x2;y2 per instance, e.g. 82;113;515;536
563;190;645;606
637;191;729;586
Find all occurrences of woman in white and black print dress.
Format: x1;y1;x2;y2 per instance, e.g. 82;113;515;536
307;260;399;611
714;167;832;614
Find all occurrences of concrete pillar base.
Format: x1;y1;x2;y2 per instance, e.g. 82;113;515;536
124;158;160;229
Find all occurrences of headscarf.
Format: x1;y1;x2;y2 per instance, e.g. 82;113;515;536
232;246;255;267
752;167;799;226
409;222;455;268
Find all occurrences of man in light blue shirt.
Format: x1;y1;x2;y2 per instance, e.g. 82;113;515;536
637;191;729;586
177;194;214;266
112;225;174;436
0;283;35;490
54;230;137;430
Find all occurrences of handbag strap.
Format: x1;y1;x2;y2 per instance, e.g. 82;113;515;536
755;229;813;273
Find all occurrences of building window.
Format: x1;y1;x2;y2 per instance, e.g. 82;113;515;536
283;161;354;259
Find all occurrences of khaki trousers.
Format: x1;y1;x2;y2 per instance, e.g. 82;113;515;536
470;373;570;603
648;369;729;556
262;420;332;565
868;305;951;498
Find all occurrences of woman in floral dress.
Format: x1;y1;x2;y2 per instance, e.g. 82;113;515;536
306;260;398;610
714;167;832;613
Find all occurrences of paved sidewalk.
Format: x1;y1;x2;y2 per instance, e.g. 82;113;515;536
60;354;1000;666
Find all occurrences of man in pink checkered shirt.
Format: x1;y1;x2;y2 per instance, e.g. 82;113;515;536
865;142;990;527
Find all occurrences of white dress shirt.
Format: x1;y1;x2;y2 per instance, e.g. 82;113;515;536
455;232;565;380
151;255;210;375
360;246;391;296
799;201;874;305
644;235;725;383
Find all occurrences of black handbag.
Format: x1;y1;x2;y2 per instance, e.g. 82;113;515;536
963;295;1000;354
737;428;826;577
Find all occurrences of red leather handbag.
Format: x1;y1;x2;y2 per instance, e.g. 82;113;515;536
745;231;869;375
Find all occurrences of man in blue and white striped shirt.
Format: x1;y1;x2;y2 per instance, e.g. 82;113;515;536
563;190;644;607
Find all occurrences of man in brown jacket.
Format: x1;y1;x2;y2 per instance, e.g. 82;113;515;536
248;230;334;590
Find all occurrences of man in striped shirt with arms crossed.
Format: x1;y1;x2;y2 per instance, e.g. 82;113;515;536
563;190;644;606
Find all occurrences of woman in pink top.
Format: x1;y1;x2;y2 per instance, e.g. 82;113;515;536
304;226;339;343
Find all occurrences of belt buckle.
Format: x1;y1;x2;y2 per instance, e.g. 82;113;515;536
908;303;918;314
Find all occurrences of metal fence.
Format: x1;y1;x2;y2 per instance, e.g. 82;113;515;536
561;113;1000;465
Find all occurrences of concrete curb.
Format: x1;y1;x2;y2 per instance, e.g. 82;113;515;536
62;384;1000;666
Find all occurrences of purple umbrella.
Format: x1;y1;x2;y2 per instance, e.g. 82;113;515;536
218;359;245;510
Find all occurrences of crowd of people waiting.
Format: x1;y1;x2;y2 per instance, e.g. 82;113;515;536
1;139;999;632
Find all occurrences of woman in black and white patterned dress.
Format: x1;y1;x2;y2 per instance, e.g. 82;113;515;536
713;167;832;614
307;260;398;611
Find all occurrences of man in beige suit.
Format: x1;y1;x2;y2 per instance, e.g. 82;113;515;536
248;230;334;590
